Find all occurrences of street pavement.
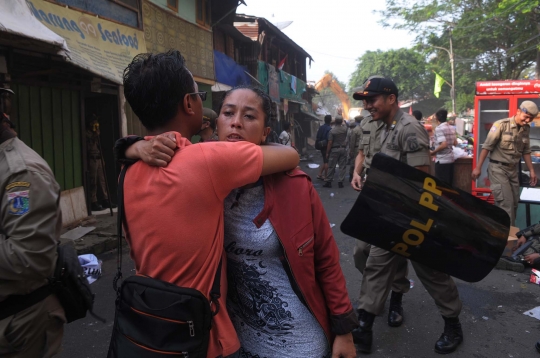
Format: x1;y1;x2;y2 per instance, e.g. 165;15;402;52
59;151;540;358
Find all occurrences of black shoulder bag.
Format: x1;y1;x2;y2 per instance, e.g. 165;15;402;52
107;164;222;358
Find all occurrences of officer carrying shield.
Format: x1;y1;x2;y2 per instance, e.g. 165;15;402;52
350;77;464;355
472;101;538;226
0;87;66;357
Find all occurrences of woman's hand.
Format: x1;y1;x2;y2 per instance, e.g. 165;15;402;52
332;333;356;358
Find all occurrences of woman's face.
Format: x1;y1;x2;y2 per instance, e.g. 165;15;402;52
217;89;270;145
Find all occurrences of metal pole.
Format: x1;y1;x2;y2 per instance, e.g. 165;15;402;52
449;28;456;115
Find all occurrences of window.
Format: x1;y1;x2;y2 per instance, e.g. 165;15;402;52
167;0;178;12
196;0;211;27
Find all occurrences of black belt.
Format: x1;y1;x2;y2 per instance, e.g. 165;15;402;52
332;145;345;149
0;284;53;321
489;159;514;168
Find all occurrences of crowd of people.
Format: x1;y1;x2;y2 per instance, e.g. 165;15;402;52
2;48;540;358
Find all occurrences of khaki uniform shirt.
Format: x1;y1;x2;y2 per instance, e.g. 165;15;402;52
379;110;430;167
0;137;61;302
482;117;531;164
328;124;348;148
361;117;385;169
349;124;363;155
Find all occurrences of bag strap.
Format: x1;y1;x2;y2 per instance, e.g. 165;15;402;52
113;164;130;293
112;163;222;316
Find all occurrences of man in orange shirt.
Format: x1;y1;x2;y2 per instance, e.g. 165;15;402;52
120;50;299;357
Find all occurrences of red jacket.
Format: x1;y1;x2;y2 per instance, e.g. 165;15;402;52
253;169;358;343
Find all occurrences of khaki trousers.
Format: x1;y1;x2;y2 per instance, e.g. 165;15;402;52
358;246;462;317
326;147;347;183
488;162;519;226
353;241;410;295
0;294;65;358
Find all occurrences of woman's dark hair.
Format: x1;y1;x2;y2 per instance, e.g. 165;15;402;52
436;109;448;123
123;50;195;131
282;121;291;131
218;85;275;127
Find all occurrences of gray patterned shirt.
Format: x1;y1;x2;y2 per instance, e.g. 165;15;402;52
224;184;330;358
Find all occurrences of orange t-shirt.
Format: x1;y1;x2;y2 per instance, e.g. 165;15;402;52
123;132;263;357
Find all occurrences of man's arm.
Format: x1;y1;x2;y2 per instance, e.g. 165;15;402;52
351;150;365;191
326;140;333;159
523;153;538;186
0;171;60;280
430;141;447;156
471;149;490;180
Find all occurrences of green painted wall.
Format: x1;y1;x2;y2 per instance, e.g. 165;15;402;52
198;83;212;108
11;84;82;191
148;0;196;24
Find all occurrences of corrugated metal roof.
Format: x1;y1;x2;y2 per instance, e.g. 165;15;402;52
234;23;259;41
234;14;313;62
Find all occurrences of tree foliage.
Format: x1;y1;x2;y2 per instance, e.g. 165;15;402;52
376;0;540;112
348;48;432;103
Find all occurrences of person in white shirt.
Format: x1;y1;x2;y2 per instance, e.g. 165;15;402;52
430;109;457;184
279;121;292;146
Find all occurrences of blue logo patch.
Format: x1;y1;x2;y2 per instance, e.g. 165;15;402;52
8;190;30;215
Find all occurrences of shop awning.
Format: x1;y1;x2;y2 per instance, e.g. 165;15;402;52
300;108;321;121
0;0;69;56
20;0;147;84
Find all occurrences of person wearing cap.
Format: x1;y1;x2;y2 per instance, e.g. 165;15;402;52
350;77;464;355
0;87;66;357
350;109;410;335
323;109;348;188
471;101;538;226
192;108;218;143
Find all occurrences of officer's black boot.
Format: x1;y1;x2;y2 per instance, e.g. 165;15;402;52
434;316;463;354
352;309;375;353
535;339;540;353
388;291;404;327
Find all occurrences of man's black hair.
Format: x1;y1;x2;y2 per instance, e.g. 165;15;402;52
436;109;448;123
324;115;332;124
412;110;423;121
282;121;291;131
123;50;195;131
218;85;276;127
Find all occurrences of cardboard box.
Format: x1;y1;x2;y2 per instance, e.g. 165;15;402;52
504;226;520;255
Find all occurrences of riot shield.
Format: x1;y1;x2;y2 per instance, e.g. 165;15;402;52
341;153;509;282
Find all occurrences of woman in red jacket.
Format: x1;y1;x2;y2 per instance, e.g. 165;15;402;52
127;86;358;357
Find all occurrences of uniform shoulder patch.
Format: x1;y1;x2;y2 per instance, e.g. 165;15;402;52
490;124;498;132
5;181;31;190
7;190;30;216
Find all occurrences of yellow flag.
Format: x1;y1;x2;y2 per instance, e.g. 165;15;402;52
434;72;445;98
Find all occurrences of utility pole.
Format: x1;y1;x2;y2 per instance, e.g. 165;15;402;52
448;27;456;115
432;26;457;115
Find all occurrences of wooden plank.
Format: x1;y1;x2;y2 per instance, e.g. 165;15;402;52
40;87;54;169
71;92;83;187
62;90;74;190
29;86;43;156
51;89;65;189
17;85;31;146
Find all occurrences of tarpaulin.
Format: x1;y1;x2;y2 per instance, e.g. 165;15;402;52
214;50;250;87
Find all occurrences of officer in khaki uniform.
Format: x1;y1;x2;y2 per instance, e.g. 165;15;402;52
0;88;65;358
323;113;348;188
350;78;463;355
350;112;410;330
348;115;363;181
472;101;538;226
